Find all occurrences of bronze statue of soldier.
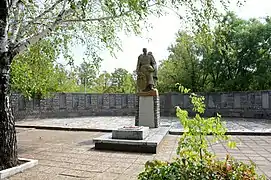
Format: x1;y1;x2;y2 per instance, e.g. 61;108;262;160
136;48;158;92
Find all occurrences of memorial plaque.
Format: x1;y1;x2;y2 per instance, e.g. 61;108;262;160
262;92;269;109
172;93;184;108
78;94;85;109
183;94;192;108
159;95;165;110
115;94;122;109
234;93;241;108
208;94;221;109
112;126;149;140
66;94;73;109
33;98;40;110
59;93;66;109
109;94;116;108
52;94;59;110
103;94;110;108
127;94;135;108
221;93;234;109
240;92;248;108
91;94;98;107
121;95;128;108
72;95;79;109
97;94;103;107
18;96;26;110
246;92;261;109
85;95;91;108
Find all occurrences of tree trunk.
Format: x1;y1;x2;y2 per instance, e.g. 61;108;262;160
0;52;18;171
0;0;18;171
0;53;18;171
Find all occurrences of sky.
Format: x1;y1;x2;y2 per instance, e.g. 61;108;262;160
59;0;271;73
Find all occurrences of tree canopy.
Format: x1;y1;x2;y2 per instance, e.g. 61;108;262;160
158;12;271;93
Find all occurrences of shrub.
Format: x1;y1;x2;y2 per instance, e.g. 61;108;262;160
138;155;265;180
138;84;266;180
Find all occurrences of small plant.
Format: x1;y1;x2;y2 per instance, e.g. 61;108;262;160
175;83;236;163
138;84;266;180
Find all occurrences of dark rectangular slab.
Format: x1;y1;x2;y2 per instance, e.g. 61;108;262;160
93;127;169;153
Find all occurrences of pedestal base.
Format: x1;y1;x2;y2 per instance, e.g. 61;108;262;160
93;127;169;153
135;89;160;128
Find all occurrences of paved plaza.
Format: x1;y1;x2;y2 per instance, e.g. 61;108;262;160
4;128;271;179
16;116;271;133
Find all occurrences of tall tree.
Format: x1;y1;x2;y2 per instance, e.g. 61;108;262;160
111;68;135;93
0;0;233;171
158;32;204;92
158;12;271;93
76;60;101;91
92;71;112;93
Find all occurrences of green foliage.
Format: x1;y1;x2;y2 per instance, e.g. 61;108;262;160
158;12;271;93
90;69;136;93
10;0;234;65
11;40;61;98
110;68;136;93
11;43;136;96
138;156;266;180
138;84;265;180
10;40;81;98
175;83;233;162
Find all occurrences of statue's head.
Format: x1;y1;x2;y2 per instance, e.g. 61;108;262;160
143;48;147;55
148;51;152;55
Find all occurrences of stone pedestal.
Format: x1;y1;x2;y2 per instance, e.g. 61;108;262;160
135;89;160;128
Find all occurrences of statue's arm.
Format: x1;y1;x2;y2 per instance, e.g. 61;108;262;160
136;55;141;73
151;55;158;78
151;55;157;67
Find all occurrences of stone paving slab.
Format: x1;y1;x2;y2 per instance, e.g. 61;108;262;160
7;128;271;180
16;116;271;133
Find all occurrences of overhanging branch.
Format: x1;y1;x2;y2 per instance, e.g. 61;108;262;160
60;3;160;23
12;8;72;56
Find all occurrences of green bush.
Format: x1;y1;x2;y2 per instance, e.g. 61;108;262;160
138;155;265;180
138;84;266;180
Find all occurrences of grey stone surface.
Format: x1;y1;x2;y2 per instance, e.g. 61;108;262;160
11;128;271;179
7;91;271;120
262;92;269;109
11;91;271;120
135;95;160;128
11;91;271;119
15;116;271;133
138;96;155;128
93;127;170;153
112;126;149;140
0;158;38;179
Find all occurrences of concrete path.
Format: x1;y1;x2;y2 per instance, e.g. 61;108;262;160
16;116;271;133
7;128;271;179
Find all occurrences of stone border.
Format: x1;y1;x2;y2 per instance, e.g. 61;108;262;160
135;96;139;126
153;95;160;128
0;158;38;179
16;124;271;135
15;125;113;132
169;129;271;136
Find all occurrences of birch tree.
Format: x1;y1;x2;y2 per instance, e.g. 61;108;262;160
0;0;236;170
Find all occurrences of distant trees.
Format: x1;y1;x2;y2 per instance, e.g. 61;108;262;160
158;12;271;93
11;50;136;97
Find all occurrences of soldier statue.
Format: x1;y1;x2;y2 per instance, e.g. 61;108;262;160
136;48;158;92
